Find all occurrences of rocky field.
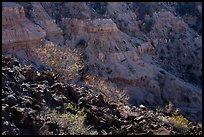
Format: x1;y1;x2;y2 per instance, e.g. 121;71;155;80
2;55;202;135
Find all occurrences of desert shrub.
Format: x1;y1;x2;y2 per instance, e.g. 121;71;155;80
168;114;192;129
83;76;129;103
32;42;84;82
161;102;192;130
76;39;88;48
66;102;86;115
133;2;160;20
49;108;97;135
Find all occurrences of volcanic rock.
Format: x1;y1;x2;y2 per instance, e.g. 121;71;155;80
5;95;18;106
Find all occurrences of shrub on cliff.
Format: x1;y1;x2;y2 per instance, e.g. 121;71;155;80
33;42;84;82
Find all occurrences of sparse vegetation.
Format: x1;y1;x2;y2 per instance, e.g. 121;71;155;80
49;103;97;135
83;76;129;103
164;102;192;130
76;39;88;48
32;42;84;82
168;114;192;130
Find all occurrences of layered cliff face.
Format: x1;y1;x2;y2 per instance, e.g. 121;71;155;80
2;2;202;122
36;2;202;87
61;18;143;79
61;17;201;122
29;3;63;37
2;2;46;52
2;2;64;64
19;2;64;45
